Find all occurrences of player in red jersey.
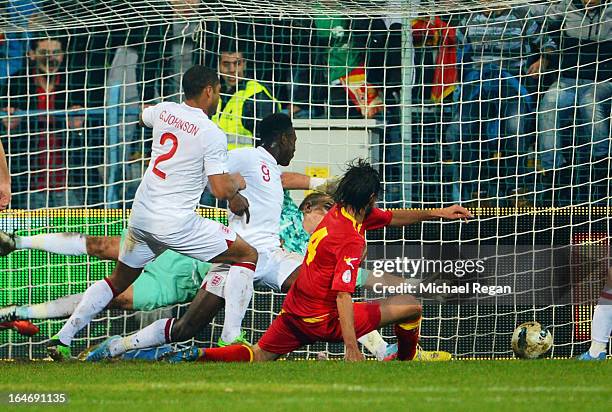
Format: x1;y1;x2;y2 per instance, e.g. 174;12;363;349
167;159;471;362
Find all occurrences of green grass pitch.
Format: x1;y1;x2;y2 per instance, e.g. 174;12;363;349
0;360;610;411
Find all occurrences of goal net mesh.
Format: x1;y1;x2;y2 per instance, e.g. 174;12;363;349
0;0;610;359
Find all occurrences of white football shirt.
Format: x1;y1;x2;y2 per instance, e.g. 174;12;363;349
227;146;283;252
130;102;229;234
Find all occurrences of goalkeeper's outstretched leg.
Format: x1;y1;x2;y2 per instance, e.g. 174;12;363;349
0;231;131;330
0;230;119;259
0;230;156;329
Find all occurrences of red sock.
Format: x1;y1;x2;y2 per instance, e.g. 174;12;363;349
394;318;421;361
197;344;253;362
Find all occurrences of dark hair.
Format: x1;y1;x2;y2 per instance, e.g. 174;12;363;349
29;36;65;52
299;192;333;212
257;113;293;147
333;159;380;212
182;65;219;99
218;39;245;56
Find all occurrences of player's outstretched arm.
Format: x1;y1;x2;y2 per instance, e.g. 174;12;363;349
389;205;472;227
280;172;337;193
209;173;251;221
281;172;311;190
337;292;364;361
138;104;154;127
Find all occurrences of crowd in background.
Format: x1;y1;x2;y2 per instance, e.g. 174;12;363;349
0;0;610;209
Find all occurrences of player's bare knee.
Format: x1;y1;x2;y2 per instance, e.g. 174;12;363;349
85;236;105;258
410;301;423;319
86;236;120;260
397;295;422;321
217;236;258;265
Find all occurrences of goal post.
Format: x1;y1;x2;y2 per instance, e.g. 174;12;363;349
1;0;610;359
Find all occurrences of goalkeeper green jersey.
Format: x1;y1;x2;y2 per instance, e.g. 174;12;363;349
279;191;310;255
120;230;211;311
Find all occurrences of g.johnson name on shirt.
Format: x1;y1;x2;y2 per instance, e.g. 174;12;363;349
159;110;200;136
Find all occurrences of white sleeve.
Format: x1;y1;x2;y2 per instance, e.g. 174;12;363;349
141;104;159;128
226;149;247;174
203;127;229;176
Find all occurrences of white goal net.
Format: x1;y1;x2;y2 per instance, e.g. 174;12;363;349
0;0;610;359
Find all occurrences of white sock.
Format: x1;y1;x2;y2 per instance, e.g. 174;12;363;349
589;340;607;358
15;233;87;256
108;318;172;357
590;298;612;357
358;330;389;361
18;293;84;319
56;280;114;346
220;264;255;343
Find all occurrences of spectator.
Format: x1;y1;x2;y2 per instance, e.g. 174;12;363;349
445;5;555;205
290;14;384;119
289;14;402;204
0;36;84;209
213;41;280;149
165;0;202;100
0;0;41;85
535;0;611;202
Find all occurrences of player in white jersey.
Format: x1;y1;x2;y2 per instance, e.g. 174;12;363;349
47;66;258;361
80;112;302;360
82;113;408;362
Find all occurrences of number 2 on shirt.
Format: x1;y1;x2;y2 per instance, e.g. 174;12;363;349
152;133;179;179
306;226;328;265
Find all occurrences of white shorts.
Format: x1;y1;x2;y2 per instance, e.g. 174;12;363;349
119;214;237;268
201;248;303;297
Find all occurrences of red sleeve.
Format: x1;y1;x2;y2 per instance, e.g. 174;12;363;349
331;238;365;293
363;208;393;230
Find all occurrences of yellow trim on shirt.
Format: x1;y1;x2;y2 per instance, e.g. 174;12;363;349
340;207;362;233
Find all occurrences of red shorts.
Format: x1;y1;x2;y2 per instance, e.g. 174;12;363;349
258;302;381;355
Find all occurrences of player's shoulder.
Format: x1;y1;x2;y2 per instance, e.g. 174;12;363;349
229;146;258;157
367;206;392;220
321;206;357;235
321;219;364;254
193;115;227;146
167;102;214;128
152;101;176;113
227;146;257;163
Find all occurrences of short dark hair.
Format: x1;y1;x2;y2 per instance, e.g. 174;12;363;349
182;65;220;99
257;113;293;147
218;40;245;57
333;159;380;212
299;192;333;212
30;36;65;53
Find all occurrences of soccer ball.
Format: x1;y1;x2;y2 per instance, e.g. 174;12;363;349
511;321;553;359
